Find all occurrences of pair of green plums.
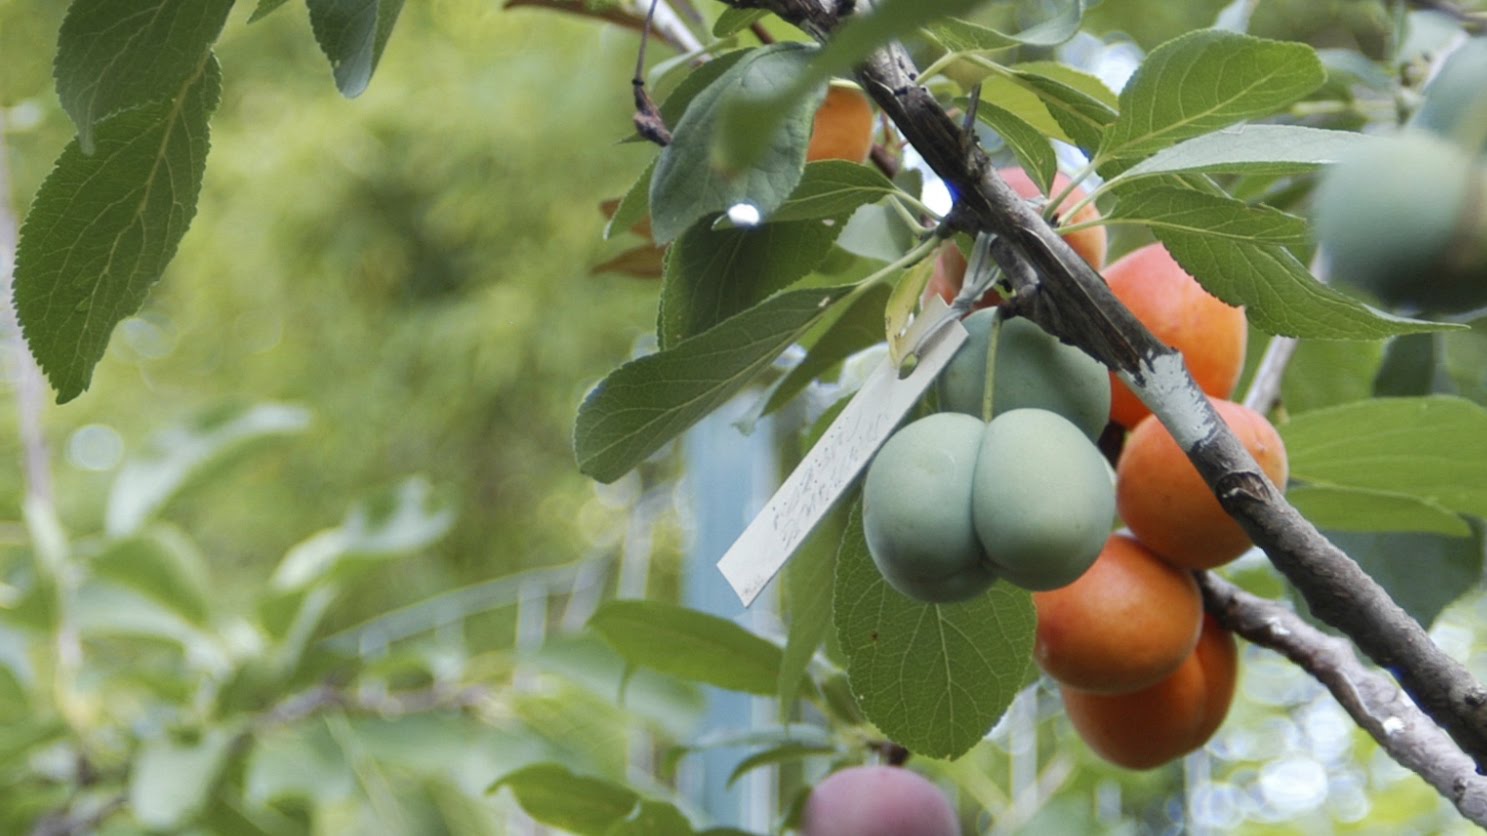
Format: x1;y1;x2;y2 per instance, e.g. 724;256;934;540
862;313;1115;603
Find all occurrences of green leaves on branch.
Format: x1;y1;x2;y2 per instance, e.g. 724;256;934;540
1115;125;1385;181
833;505;1035;760
16;0;410;402
307;0;408;98
1155;230;1458;340
1098;30;1325;161
574;285;854;483
13;58;222;404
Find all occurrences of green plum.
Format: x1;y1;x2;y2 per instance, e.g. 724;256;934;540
1315;131;1487;314
861;413;997;604
1412;38;1487;154
972;409;1115;591
937;311;1110;440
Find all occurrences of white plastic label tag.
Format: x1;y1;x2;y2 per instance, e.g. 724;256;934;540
717;300;969;606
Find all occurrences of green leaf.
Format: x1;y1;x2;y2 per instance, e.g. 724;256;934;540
1115;125;1382;181
714;8;767;38
54;0;233;153
91;525;211;624
1375;333;1458;398
727;742;836;788
650;44;824;244
1005;66;1117;152
974;102;1057;195
924;2;1085;52
1153;231;1459;339
106;402;311;537
589;600;786;695
742;283;891;430
574;284;854;482
833;504;1035;759
1281;396;1487;518
1281;338;1384;413
715;0;994;172
307;0;406;98
1288;485;1471;537
606;799;696;836
491;763;638;836
13;57;221;404
131;728;237;830
1324;524;1486;629
1099;31;1325;160
271;476;456;590
777;505;845;709
975;75;1073;143
768;161;898;224
658;50;751;130
659;216;843;348
605;158;656;241
1105;184;1309;244
249;0;291;22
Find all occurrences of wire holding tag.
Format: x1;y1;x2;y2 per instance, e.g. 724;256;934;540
898;231;1001;377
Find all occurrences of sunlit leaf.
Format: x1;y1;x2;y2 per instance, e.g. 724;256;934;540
768;161;898;224
91;525;211;625
975;102;1057;195
924;2;1084;53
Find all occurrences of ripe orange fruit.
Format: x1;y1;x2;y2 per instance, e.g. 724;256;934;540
1116;397;1288;570
1062;614;1239;770
1103;243;1247;429
807;84;875;164
1032;534;1202;694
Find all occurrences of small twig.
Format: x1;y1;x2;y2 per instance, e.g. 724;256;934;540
1199;572;1487;826
632;0;675;146
750;20;776;43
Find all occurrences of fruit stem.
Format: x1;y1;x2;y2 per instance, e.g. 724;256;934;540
1045;160;1098;223
980;307;1003;422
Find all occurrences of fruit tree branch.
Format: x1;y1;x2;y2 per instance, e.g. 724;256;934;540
721;0;1487;780
1198;572;1487;825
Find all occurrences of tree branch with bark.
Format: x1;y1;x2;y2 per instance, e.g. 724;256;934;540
718;0;1487;815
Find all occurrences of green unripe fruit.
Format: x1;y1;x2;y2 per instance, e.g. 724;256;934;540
1412;38;1487;154
937;311;1111;439
1315;132;1487;314
971;409;1114;591
862;413;998;604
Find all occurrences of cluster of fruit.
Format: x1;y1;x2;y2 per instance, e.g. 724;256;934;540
1315;37;1487;315
862;169;1292;769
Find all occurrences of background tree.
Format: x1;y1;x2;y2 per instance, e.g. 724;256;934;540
3;0;1487;833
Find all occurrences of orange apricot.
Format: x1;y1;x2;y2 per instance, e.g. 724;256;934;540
1104;243;1248;429
807;84;875;164
1116;397;1288;570
1032;534;1202;694
1062;614;1239;770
